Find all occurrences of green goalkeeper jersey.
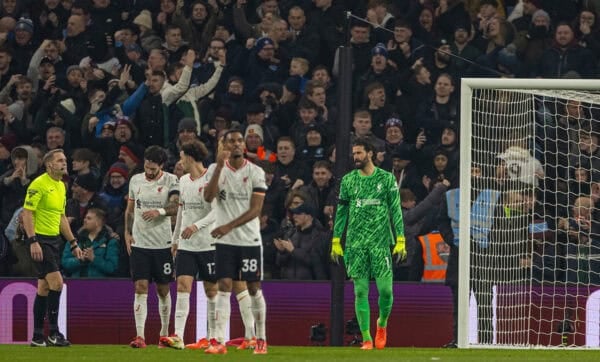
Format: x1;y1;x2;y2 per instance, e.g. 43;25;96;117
333;167;404;248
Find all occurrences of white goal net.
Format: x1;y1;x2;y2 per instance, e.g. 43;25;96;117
458;79;600;348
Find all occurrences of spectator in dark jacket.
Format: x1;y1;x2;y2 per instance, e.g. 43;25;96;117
275;203;329;280
62;208;119;278
538;22;596;78
0;145;39;227
299;160;336;227
66;172;110;231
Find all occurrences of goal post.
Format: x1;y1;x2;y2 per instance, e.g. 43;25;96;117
458;78;600;349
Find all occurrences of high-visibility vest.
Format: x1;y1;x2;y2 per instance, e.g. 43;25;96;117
256;146;277;163
446;188;500;248
418;231;449;283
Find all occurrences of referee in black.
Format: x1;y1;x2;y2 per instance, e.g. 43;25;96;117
22;149;83;347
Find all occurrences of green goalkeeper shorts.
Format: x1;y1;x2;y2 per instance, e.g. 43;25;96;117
345;246;393;280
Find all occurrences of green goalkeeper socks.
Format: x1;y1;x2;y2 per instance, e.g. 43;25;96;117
376;275;393;328
353;279;372;341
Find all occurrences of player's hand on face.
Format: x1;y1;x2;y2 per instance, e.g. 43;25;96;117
211;224;233;239
142;209;161;221
181;224;199;239
30;242;43;262
125;233;135;255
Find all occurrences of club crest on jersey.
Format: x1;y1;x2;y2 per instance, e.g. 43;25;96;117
243;176;248;183
377;183;382;192
157;186;163;193
198;186;203;193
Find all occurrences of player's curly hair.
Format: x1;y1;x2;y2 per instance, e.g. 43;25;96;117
352;137;374;154
144;145;167;165
181;140;209;162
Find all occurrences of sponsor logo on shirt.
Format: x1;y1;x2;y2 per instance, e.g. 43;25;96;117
355;199;381;208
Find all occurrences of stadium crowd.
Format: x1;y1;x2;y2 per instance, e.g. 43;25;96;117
0;0;599;283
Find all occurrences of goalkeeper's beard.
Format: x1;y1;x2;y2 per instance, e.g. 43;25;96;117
354;158;368;170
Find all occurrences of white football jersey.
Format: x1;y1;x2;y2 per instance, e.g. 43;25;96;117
128;171;179;249
209;160;267;247
174;169;216;252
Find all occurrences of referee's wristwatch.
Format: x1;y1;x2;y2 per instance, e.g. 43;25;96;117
69;239;80;251
26;236;37;245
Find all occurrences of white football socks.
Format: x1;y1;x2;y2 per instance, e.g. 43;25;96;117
158;292;171;337
174;292;190;339
134;293;148;339
207;296;217;340
215;291;231;344
236;290;255;340
251;289;267;340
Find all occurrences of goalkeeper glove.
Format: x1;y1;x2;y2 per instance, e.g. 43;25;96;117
392;236;407;264
330;237;344;264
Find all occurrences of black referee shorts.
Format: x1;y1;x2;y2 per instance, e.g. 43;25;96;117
34;235;63;279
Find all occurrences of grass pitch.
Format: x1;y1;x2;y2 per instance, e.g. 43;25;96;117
2;345;600;362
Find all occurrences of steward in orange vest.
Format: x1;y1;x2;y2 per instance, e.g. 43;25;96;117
418;231;449;283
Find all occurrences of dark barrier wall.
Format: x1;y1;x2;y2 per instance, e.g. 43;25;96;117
0;280;454;347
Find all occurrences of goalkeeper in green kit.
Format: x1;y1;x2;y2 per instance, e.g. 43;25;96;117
331;138;406;350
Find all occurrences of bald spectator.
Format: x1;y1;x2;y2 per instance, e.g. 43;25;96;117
284;6;319;67
63;15;89;66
